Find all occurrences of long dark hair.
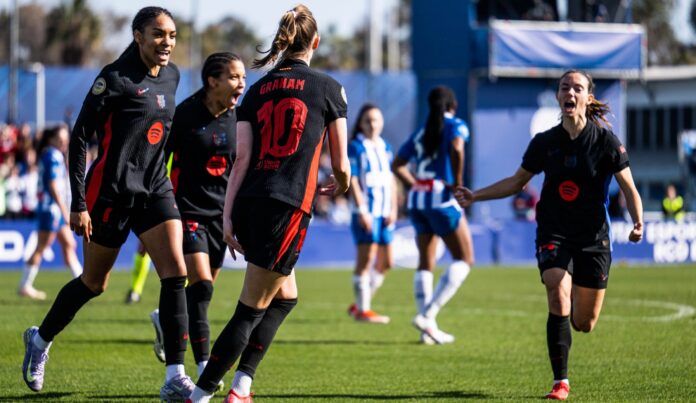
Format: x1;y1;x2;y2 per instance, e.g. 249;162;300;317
253;4;317;69
119;6;174;59
201;52;242;89
423;86;457;157
37;125;66;153
559;69;612;128
351;103;380;140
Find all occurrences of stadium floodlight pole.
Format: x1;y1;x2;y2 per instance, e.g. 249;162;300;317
368;0;383;74
8;0;19;124
29;62;45;134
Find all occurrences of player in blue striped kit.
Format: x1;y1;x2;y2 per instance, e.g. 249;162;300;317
393;86;474;344
347;104;398;324
19;125;82;300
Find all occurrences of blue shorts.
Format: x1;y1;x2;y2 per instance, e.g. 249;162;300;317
409;206;461;237
37;206;64;232
350;214;394;245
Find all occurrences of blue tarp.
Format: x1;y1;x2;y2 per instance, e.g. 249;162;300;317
489;20;645;78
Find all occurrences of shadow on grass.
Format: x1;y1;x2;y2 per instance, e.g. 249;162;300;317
68;338;153;346
273;339;415;346
89;394;159;401
0;392;73;401
261;391;489;400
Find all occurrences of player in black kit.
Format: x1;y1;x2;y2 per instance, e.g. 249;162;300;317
148;52;246;393
21;7;195;401
188;5;350;403
456;70;643;401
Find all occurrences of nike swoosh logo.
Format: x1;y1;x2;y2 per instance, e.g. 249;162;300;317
25;354;35;382
136;88;150;96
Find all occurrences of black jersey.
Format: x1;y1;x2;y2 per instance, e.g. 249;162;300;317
236;58;347;214
522;121;629;245
69;48;179;212
166;91;236;219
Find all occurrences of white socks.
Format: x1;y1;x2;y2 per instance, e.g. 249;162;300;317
369;269;385;296
19;264;39;289
197;361;208;377
32;331;51;351
69;261;83;278
353;274;371;312
424;261;470;319
188;387;212;403
165;364;186;381
413;270;434;314
231;370;253;396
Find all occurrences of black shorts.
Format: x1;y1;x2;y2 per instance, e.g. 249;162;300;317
89;190;181;248
232;197;311;276
181;215;225;269
536;239;612;289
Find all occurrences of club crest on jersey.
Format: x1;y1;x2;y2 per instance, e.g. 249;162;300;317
91;77;106;95
212;131;227;146
156;94;166;109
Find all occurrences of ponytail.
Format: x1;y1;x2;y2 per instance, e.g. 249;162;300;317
424;86;457;157
253;4;317;69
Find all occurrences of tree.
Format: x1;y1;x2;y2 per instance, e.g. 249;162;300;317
44;0;101;65
0;4;47;64
631;0;692;65
199;15;262;68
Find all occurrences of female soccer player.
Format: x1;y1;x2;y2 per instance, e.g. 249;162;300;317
149;52;246;390
455;70;643;400
392;86;475;345
21;7;195;401
347;103;397;324
188;5;350;402
19;125;82;300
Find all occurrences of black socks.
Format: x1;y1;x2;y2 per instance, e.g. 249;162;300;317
547;312;572;381
39;277;99;342
238;298;298;377
160;276;188;366
187;280;214;364
196;301;266;393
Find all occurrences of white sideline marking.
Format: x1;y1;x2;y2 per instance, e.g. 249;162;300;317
310;297;696;323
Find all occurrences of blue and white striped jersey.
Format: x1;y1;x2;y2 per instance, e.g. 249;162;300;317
348;134;395;217
37;146;68;212
397;112;469;210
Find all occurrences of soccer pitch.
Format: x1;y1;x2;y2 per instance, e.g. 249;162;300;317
2;265;695;402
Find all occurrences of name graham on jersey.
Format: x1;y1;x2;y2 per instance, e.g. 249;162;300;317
259;78;306;95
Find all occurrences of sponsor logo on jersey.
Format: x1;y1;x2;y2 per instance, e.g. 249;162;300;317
91;77;106;95
136;87;150;96
156;94;166;109
558;180;580;202
147;121;165;145
206;155;227;176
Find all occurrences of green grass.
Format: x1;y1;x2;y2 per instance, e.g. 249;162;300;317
1;264;695;402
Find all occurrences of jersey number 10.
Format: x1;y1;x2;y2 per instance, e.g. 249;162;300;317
257;97;308;159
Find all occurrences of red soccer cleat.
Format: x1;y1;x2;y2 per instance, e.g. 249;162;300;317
545;381;570;400
354;309;390;324
347;303;358;317
223;390;254;403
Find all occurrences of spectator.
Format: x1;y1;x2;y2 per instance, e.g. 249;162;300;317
662;184;685;221
4;161;23;219
19;148;39;218
512;187;538;221
524;0;556;21
0;123;18;164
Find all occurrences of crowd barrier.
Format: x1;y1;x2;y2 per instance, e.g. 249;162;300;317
1;218;694;271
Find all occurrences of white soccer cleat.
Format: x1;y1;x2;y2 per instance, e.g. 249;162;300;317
150;309;166;363
18;286;47;301
412;314;455;345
